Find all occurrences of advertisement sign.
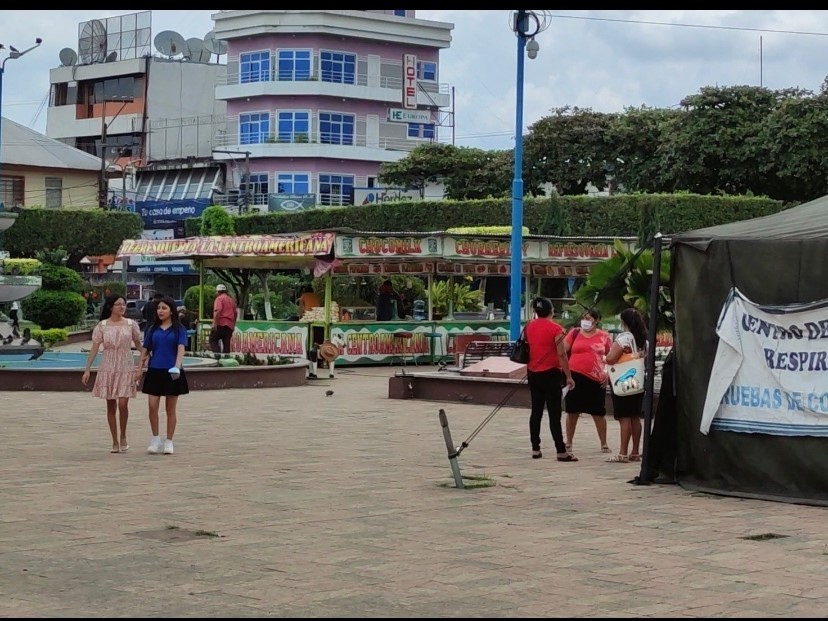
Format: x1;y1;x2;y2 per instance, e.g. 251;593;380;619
332;262;434;275
335;235;441;259
436;262;530;276
531;264;592;277
117;233;335;258
701;288;828;437
136;199;211;228
402;54;417;109
268;193;317;212
545;241;613;261
331;324;430;364
387;108;432;124
232;322;309;357
353;187;422;206
442;237;541;260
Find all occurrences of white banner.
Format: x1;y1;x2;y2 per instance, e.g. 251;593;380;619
701;288;828;437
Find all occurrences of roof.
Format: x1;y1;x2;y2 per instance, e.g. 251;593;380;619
675;195;826;241
0;117;103;172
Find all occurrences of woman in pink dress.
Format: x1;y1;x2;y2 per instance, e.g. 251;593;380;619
82;294;143;453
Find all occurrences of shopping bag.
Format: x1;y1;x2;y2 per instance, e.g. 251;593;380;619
607;356;645;396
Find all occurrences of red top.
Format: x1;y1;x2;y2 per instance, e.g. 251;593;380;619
524;318;564;372
565;328;612;382
213;293;238;330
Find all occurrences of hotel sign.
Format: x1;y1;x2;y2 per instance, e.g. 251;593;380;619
388;108;431;123
403;54;417;109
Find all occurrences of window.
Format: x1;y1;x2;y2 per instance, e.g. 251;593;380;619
320;51;356;84
240;112;270;145
319;174;354;206
277;50;312;81
407;123;436;140
92;76;140;102
240;51;271;83
277;173;310;194
248;173;269;205
319;112;355;145
277;111;311;143
0;175;25;207
45;177;63;209
170;171;191;200
394;10;407;16
417;61;437;81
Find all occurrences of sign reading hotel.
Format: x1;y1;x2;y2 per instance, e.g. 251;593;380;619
335;235;441;259
443;237;540;260
546;241;612;261
117;233;335;258
402;54;417;109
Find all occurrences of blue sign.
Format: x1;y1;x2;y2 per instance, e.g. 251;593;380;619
134;263;195;274
136;199;211;228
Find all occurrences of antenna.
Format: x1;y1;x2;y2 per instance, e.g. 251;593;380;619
203;30;228;61
154;30;186;58
59;47;78;66
105;51;118;63
185;37;210;63
78;19;108;64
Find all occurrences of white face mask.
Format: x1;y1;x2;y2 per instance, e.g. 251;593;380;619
580;320;594;331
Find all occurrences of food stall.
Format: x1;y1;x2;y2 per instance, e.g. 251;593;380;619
117;230;637;366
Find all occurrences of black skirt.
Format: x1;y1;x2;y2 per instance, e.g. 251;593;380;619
141;367;190;397
611;391;644;419
564;372;607;416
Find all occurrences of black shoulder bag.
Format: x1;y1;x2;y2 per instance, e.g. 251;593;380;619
509;325;530;364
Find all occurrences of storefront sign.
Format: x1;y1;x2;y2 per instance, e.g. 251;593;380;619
388;108;432;123
117;233;335;258
232;322;309;357
442;237;541;260
331;324;430;363
436;262;530;276
332;262;434;275
268;193;317;212
531;264;592;277
353;187;422;205
545;241;613;260
403;54;417;109
335;235;441;259
136;199;211;228
701;288;828;437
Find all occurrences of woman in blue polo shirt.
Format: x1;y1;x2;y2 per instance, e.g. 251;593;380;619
136;295;189;455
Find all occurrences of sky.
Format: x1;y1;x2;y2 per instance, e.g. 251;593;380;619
2;10;828;151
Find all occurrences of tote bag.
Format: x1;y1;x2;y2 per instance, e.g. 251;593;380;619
607;354;645;396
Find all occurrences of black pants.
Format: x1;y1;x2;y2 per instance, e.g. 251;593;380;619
528;368;567;453
9;309;19;334
210;325;234;353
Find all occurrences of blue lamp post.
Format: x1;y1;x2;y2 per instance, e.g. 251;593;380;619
0;38;43;209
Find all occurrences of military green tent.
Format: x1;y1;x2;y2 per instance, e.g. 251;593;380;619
670;194;828;506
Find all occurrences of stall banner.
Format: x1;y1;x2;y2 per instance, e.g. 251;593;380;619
330;324;431;363
544;241;614;261
531;264;592;277
436;262;530;276
701;288;828;437
443;237;541;260
332;262;434;275
335;235;442;259
232;322;309;357
117;233;335;258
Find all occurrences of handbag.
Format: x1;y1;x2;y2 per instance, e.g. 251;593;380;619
607;354;645;396
509;326;530;364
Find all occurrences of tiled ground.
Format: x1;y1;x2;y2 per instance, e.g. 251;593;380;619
1;361;826;617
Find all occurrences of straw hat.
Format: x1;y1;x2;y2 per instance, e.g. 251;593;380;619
318;341;340;362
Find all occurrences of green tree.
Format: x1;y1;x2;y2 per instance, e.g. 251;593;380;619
378;143;461;198
22;290;86;329
200;206;236;236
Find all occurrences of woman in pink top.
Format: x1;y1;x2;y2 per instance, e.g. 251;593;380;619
563;308;613;454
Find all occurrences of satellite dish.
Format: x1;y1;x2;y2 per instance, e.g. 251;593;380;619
154;30;186;57
59;48;78;67
185;37;210;63
105;51;118;63
203;30;228;57
79;19;108;64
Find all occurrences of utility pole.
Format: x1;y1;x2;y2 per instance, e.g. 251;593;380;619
212;149;252;214
98;98;132;209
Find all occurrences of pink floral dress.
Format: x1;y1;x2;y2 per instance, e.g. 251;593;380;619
91;319;141;400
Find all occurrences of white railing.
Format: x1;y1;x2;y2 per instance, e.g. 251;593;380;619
212;131;429;152
216;70;450;96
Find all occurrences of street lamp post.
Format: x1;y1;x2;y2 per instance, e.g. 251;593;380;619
508;10;550;340
0;38;42;209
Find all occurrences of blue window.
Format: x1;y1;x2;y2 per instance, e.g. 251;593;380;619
394;10;407;16
319;174;354;206
407;123;435;139
240;51;271;83
277;173;310;194
319;112;355;145
248;173;269;204
320;51;356;85
277;50;312;81
277;111;311;142
239;112;270;145
417;61;437;81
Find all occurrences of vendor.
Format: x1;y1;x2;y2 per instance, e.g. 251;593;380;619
376;280;404;321
296;284;321;317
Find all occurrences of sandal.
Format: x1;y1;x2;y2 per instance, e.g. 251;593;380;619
601;445;612;453
532;450;543;459
606;454;629;463
120;443;130;453
628;453;641;461
110;444;120;454
557;453;578;462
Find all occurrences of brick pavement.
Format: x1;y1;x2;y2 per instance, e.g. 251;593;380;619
1;362;827;617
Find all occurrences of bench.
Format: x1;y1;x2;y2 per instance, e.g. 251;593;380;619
440;339;515;371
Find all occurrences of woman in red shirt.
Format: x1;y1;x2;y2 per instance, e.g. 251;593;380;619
563;308;613;454
523;297;577;461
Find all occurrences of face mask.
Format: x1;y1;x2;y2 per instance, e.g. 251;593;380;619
580;320;594;331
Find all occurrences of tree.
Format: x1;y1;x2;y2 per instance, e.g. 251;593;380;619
378;143;462;198
200;206;236;236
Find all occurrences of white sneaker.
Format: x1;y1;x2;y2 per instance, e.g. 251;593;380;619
163;439;174;455
147;437;162;454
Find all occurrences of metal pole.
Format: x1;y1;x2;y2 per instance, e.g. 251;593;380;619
0;66;4;207
244;151;251;213
636;232;663;486
99;104;108;208
121;165;127;206
509;10;528;340
324;272;332;341
438;408;464;489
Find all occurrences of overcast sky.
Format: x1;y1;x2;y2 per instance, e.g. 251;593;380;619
2;10;828;151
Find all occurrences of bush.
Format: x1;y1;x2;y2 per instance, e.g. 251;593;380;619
0;258;41;275
40;264;85;293
183;285;217;319
22;290;86;329
30;328;69;349
199;205;236;236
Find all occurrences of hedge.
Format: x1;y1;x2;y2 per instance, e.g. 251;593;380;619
184;194;787;239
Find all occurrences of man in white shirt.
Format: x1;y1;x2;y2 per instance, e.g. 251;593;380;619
9;301;20;337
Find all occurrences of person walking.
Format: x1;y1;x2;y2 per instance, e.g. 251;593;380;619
523;297;577;461
564;308;613;454
9;300;21;337
605;307;649;463
136;296;189;455
82;294;143;453
210;284;237;353
142;292;163;331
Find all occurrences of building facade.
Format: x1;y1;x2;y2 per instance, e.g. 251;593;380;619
211;10;454;210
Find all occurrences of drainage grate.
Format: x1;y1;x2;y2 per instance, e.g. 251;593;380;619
741;533;789;541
